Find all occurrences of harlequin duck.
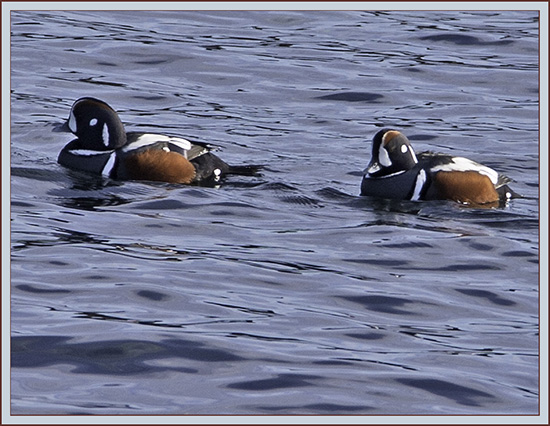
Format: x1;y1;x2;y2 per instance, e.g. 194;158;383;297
57;97;259;184
361;129;517;205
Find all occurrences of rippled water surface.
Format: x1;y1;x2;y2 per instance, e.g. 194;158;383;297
9;10;540;416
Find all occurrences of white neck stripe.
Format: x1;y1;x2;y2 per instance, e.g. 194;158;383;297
101;152;117;176
411;169;427;201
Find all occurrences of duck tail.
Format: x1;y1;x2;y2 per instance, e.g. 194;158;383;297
497;183;522;200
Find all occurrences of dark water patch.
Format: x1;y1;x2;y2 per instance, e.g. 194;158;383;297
12;227;106;251
256;402;374;413
350;197;425;215
242;258;341;275
11;166;64;182
474;217;539;231
312;359;355;366
11;200;36;208
419;33;514;46
226;374;318;391
345;332;385;341
74;310;253;329
315;187;356;201
299;403;375;412
395;378;495;407
466;241;495;251
84;274;111;281
12;335;243;375
131;95;166;101
501;250;537;258
16;284;71;294
339;295;419;315
455;289;516;306
278;195;324;208
96;61;117;66
133;199;193;210
206;302;277;317
228;332;301;343
344;258;410;268
378;241;434;249
52;170;122;192
78;76;127;87
434;263;501;272
135;290;170;302
74;311;185;328
56;195;131;211
315;92;384;102
399;325;460;340
407;134;438;141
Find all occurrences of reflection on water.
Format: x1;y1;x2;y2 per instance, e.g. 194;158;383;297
10;9;539;416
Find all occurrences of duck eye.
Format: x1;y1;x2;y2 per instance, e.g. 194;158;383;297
89;118;98;126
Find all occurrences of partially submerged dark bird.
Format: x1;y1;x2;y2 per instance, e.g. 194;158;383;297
58;97;259;184
361;129;517;206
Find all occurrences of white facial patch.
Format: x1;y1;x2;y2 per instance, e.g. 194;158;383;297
101;152;117;177
68;111;77;133
401;144;408;153
102;123;110;147
431;157;498;184
378;145;392;167
89;118;98;127
411;169;427;201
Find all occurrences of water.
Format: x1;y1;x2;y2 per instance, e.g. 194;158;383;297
9;9;540;416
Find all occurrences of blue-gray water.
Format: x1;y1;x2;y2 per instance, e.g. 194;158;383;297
10;10;539;415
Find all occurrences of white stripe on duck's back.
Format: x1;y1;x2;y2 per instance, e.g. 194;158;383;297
122;134;192;153
68;149;115;156
430;157;498;185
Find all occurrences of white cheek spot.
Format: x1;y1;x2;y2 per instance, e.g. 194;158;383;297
411;169;427;201
102;123;110;147
401;144;408;153
89;118;98;126
506;191;512;199
379;145;392;167
68;111;77;133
